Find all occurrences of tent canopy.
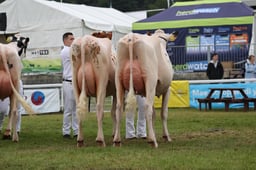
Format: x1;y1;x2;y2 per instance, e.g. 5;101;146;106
133;0;254;31
0;0;137;49
132;0;254;73
0;0;137;73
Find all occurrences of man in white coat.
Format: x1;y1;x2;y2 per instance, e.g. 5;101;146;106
61;32;78;138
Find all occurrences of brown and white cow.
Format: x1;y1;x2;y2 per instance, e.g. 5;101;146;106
113;29;174;148
0;35;34;142
70;33;116;147
91;31;112;40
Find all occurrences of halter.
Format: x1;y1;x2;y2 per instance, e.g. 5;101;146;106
158;36;168;43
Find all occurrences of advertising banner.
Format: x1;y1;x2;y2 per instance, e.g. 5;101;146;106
133;0;254;73
24;88;61;114
190;82;256;109
154;81;190;108
22;47;62;73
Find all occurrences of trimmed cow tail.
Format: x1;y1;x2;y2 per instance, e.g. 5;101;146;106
76;38;88;121
1;47;34;115
125;33;137;117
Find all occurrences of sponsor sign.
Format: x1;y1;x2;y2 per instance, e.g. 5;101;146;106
24;88;61;114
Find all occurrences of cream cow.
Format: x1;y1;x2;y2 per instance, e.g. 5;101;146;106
71;33;116;147
0;35;33;142
113;29;174;148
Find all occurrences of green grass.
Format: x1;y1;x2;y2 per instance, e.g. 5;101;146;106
0;108;256;169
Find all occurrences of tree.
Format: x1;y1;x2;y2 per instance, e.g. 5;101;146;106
0;0;196;11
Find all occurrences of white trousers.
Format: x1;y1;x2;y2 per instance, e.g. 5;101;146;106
62;81;78;136
126;95;147;138
0;98;9;131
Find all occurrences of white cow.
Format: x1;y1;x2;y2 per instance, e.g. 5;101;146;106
71;33;116;147
0;35;34;142
113;29;174;148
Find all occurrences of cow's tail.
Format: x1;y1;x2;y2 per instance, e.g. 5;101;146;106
76;38;88;121
125;33;137;117
1;47;34;115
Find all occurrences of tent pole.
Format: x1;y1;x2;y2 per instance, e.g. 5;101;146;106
254;10;256;55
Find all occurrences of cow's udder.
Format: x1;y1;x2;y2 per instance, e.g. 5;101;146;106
0;71;13;100
121;60;145;94
77;63;96;96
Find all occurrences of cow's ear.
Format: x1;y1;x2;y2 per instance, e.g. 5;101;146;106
25;37;29;43
169;34;175;41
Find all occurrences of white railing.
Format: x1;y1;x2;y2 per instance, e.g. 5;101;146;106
189;78;256;84
23;83;113;113
169;44;255;73
22;78;256;113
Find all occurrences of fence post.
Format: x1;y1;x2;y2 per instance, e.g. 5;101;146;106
207;45;211;62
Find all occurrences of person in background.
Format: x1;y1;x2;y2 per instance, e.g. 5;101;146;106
0;80;24;135
61;32;78;139
244;55;256;79
0;98;9;134
206;52;224;80
126;95;147;139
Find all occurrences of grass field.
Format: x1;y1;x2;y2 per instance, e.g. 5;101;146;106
0;108;256;169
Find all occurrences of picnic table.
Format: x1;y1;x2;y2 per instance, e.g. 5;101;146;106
197;88;256;111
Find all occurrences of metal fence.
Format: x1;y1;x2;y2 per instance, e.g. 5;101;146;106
167;43;256;73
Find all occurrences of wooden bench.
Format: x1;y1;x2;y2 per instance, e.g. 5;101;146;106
244;98;256;111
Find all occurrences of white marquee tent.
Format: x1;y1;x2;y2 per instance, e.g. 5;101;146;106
0;0;137;57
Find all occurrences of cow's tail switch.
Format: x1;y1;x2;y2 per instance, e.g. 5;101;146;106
125;33;137;117
1;46;34;115
77;90;87;121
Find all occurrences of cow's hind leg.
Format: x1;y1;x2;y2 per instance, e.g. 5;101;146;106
161;87;171;142
95;90;107;147
77;120;84;147
111;96;117;138
11;110;19;142
145;94;158;148
3;95;18;141
3;112;11;140
113;88;125;147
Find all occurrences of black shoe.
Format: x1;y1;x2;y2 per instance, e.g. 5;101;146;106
73;135;78;139
63;134;71;139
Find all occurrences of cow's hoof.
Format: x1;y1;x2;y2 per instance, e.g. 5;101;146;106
163;135;172;142
3;135;11;140
147;141;158;148
13;139;19;143
96;140;106;147
77;140;84;147
113;141;121;147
